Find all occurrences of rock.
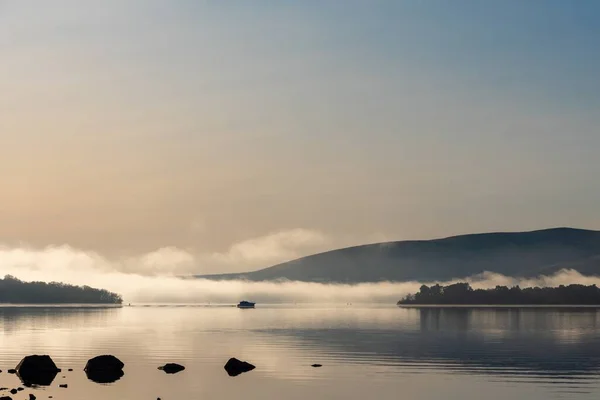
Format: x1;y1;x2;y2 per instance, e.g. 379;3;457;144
7;370;16;374
16;388;23;391
0;396;12;400
68;369;73;372
29;395;36;400
16;355;60;386
84;355;124;384
224;358;255;377
9;390;16;395
84;355;124;371
59;384;67;388
158;363;185;374
311;364;323;367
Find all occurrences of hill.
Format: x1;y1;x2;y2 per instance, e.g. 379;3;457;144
0;275;123;304
196;228;600;283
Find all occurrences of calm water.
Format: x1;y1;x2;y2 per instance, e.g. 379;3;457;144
1;305;600;399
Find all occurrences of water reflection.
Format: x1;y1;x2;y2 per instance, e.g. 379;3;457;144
17;370;58;387
257;307;600;387
85;369;124;384
0;306;120;333
1;305;600;399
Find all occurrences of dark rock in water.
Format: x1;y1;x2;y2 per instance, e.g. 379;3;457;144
9;390;16;395
84;355;125;384
224;358;255;377
68;369;73;372
311;364;323;368
16;355;60;386
7;370;16;374
158;363;185;374
29;394;36;400
59;384;67;388
0;396;12;400
85;355;124;371
16;388;23;391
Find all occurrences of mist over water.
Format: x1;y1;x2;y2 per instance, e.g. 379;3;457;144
0;245;599;303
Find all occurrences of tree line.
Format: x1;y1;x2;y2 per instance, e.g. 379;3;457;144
0;275;123;304
398;282;600;305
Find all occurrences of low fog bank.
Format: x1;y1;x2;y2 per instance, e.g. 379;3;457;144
0;244;599;303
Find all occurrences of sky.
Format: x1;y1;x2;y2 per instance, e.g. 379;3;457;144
1;0;599;276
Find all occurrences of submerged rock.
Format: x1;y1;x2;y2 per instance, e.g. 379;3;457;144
16;355;60;386
224;358;255;377
84;355;124;384
158;363;185;374
9;390;16;395
59;384;67;388
311;364;323;368
6;370;16;374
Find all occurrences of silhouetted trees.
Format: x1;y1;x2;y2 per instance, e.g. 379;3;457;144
398;283;600;305
0;275;122;304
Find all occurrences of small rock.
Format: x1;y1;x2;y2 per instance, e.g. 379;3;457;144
9;389;16;395
16;388;23;391
29;394;36;400
68;369;73;372
158;363;185;374
0;396;12;400
224;358;255;377
59;384;67;388
311;364;323;367
7;370;16;374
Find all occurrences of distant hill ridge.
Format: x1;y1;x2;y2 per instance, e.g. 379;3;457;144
196;228;600;283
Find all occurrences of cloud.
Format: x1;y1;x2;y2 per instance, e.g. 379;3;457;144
0;229;332;278
123;247;196;275
205;228;331;271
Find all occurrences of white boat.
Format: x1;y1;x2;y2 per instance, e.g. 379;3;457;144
237;301;256;309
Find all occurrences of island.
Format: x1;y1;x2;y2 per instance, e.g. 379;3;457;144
397;283;600;306
0;275;123;304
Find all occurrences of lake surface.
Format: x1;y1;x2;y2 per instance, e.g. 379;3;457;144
1;305;600;399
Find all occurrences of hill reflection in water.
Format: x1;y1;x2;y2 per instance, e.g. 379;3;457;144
255;307;600;384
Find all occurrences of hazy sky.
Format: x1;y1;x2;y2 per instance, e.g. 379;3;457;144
1;1;599;274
